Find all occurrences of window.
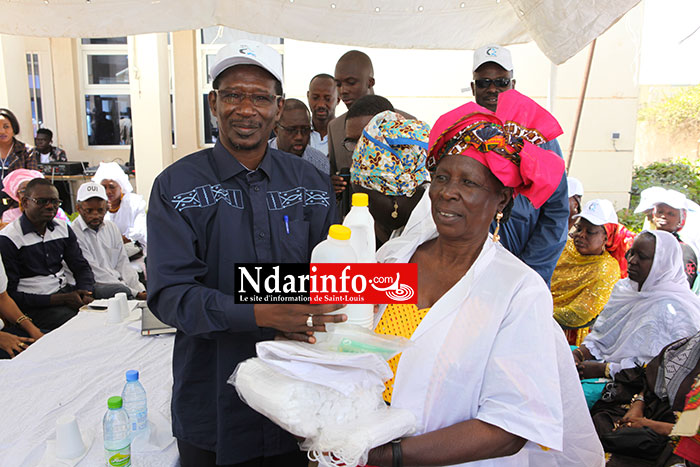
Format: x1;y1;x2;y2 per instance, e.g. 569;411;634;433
197;27;283;145
79;38;130;146
26;53;43;135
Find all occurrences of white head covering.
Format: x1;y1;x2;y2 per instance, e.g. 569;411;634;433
634;187;699;214
567;177;584;198
91;162;133;194
583;230;700;373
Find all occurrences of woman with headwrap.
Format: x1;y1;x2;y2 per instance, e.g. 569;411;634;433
91;162;147;247
365;90;603;467
572;230;700;385
1;168;70;225
589;331;700;466
350;111;431;246
635;187;699;289
551;199;623;346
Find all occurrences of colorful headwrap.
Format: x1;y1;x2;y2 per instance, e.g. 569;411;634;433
427;90;565;209
604;223;636;278
2;169;44;201
351;111;431;197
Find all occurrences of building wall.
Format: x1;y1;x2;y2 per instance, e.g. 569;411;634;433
0;2;643;206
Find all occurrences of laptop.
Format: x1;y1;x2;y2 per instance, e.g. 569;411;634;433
141;307;177;336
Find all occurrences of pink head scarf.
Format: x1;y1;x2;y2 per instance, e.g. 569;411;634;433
427;90;565;209
2;169;44;201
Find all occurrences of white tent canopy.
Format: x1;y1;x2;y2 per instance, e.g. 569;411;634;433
5;0;639;64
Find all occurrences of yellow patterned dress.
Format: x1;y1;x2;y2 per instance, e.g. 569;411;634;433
374;303;430;404
551;238;620;346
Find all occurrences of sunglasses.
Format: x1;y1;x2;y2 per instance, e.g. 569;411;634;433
474;78;511;89
27;197;62;207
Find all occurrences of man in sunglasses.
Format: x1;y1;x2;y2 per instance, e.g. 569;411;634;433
269;98;329;174
0;178;95;331
471;45;569;286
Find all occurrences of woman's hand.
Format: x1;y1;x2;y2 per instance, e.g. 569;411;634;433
366;443;392;467
0;331;35;358
616;417;673;436
620;403;644;424
576;361;606;379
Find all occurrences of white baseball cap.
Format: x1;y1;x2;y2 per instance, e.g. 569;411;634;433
76;182;107;202
209;40;284;88
473;45;513;72
573;199;618;226
634;187;699;213
567;177;584;198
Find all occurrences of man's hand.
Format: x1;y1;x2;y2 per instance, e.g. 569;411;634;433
331;175;347;194
0;331;34;358
255;304;346;343
576;361;606;380
76;290;94;305
135;292;147;300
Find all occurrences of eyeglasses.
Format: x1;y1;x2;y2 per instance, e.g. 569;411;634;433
26;197;62;207
216;90;282;108
473;78;511;89
276;124;312;137
343;138;358;152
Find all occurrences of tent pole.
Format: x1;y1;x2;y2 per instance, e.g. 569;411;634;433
566;39;596;171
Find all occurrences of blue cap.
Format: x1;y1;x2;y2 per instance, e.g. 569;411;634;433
125;370;139;382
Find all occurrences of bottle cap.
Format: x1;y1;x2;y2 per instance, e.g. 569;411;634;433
107;396;123;409
125;370;139;382
351;193;369;207
328;224;351;241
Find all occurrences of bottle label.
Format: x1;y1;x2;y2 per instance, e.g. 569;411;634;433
130;411;147;431
105;446;131;467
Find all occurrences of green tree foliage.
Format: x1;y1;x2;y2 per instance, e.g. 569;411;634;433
638;85;700;134
617;158;700;232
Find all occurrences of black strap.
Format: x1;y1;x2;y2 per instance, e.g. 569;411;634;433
391;439;403;467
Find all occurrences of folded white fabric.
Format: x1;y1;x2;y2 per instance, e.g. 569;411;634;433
230;340;417;466
255;340;392;395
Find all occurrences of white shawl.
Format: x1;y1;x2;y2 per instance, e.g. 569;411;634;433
584;230;700;376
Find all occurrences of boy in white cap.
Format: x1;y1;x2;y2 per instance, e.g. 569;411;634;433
71;182;145;300
471;44;569;286
147;39;343;466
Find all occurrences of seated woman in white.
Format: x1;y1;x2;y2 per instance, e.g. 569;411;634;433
91;162;146;248
573;230;700;379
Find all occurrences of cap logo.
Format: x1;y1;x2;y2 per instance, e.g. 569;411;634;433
239;46;256;57
486;47;498;56
87;185;98;192
590;202;599;212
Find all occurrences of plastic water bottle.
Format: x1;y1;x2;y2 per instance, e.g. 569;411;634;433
343;193;376;263
311;225;373;328
103;396;131;467
121;370;148;438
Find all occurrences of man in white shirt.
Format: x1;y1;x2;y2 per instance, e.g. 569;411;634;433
71;182;146;300
307;73;339;156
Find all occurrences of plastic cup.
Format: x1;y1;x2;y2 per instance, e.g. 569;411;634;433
106;297;122;324
55;414;85;459
115;292;129;319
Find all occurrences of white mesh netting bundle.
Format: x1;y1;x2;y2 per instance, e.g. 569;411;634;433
229;339;416;467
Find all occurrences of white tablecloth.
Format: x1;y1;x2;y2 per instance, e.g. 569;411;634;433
0;310;178;466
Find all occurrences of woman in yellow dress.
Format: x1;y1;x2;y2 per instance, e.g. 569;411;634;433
551;199;625;346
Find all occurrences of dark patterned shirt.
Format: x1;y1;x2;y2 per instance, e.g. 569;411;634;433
29;145;67;163
147;141;335;464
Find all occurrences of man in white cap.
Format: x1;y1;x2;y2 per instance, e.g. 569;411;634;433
147;40;344;466
472;45;569;285
71;182;146;300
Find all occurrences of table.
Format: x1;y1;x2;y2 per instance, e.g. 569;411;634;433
0;310;178;466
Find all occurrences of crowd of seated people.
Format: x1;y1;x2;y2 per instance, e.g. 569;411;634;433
5;40;700;467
